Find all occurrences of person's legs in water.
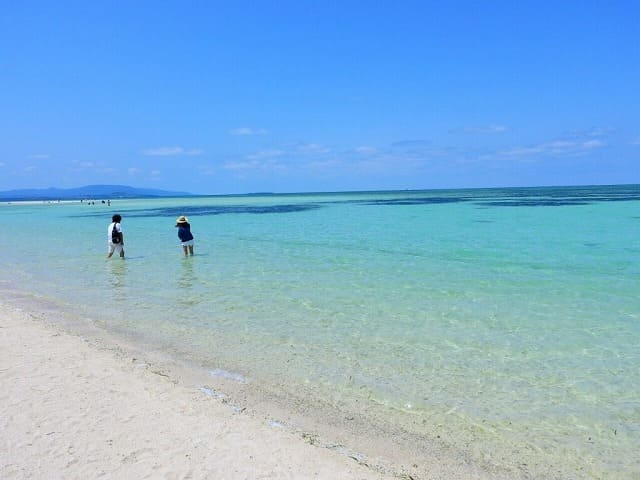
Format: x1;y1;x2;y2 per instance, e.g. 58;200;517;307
108;243;125;259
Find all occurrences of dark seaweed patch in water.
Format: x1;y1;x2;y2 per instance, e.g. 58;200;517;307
128;204;321;218
472;186;640;207
75;203;321;219
362;196;471;206
476;200;591;207
571;195;640;202
476;193;640;206
463;185;640;207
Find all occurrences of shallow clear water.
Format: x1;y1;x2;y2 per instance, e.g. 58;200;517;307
1;185;639;478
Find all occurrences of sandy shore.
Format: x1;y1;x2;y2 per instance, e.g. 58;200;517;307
0;296;522;480
1;303;398;480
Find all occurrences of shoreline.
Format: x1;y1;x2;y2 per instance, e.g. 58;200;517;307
0;292;516;480
0;299;394;479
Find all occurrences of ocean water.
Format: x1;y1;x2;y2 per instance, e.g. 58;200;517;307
1;185;639;478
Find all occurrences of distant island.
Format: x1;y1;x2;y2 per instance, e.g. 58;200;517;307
0;185;193;201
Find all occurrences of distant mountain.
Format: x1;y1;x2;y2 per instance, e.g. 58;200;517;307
0;184;193;201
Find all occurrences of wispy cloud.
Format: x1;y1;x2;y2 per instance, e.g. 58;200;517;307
68;160;98;173
219;142;335;176
229;127;268;136
451;125;509;134
391;140;431;148
354;146;377;154
222;128;613;184
389;140;458;160
306;158;342;170
128;167;141;176
497;139;605;158
631;137;640;146
142;147;203;156
582;140;605;148
223;159;285;173
246;149;285;160
566;127;614;138
223;160;261;171
27;153;50;159
293;143;332;155
242;143;333;164
205;137;480;184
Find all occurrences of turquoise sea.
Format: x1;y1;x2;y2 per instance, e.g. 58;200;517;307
1;185;639;479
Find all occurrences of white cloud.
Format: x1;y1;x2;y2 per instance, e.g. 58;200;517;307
27;153;50;159
143;147;182;156
246;149;285;160
128;168;141;176
391;140;431;148
455;125;509;134
67;160;100;173
224;160;260;171
229;127;268;136
499;146;544;157
546;141;574;148
306;158;342;171
582;140;605;149
567;127;614;138
150;170;161;177
498;139;606;158
631;137;640;146
0;162;5;167
241;143;333;166
25;165;37;172
295;143;332;155
142;147;203;156
224;158;286;174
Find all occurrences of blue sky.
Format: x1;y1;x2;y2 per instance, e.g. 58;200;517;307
1;1;638;194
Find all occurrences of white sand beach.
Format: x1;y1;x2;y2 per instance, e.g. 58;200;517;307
0;303;399;480
0;298;518;480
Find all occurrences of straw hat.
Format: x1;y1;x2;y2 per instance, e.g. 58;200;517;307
175;215;188;224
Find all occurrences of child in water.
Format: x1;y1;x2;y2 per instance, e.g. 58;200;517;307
175;216;195;256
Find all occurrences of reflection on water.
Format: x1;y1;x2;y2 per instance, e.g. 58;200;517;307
106;258;127;289
176;257;203;309
178;257;195;289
